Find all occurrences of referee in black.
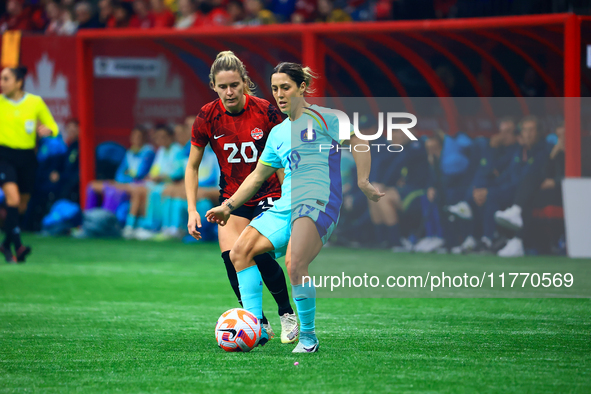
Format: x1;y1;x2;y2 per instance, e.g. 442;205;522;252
1;66;59;262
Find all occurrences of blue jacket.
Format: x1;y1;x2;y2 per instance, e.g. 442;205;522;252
114;145;155;183
373;139;432;190
486;140;550;195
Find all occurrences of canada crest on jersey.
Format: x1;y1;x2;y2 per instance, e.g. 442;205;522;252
251;128;264;140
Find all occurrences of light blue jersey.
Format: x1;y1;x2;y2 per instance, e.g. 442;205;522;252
258;105;352;221
251;105;354;255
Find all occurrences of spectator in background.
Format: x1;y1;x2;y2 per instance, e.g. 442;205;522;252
129;0;153;28
316;0;352;22
59;6;78;34
98;0;115;27
76;1;103;29
109;1;133;28
293;0;316;22
44;0;63;34
412;131;446;253
202;0;230;26
86;125;155;212
175;0;197;29
447;116;518;252
270;0;297;22
154;116;220;240
150;0;175;28
226;0;245;24
233;0;274;26
452;116;549;254
366;127;432;250
1;0;34;33
45;1;77;35
51;119;80;203
122;124;182;240
495;123;565;256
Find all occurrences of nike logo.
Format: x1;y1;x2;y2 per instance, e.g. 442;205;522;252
218;328;237;337
214;134;225;139
277;142;283;150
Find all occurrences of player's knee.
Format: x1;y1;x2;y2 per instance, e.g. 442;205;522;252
3;186;20;207
286;256;306;283
229;244;248;268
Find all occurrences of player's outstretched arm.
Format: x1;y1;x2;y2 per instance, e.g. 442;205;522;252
205;162;278;226
185;145;205;239
350;135;385;202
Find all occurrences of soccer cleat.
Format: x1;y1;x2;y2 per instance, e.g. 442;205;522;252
392;237;413;253
446;201;473;220
467;236;493;255
413;237;445;253
280;313;299;344
15;245;31;263
258;326;270;347
457;236;477;254
498;237;525;257
263;321;275;340
122;226;135;240
292;332;319;353
0;245;16;263
495;205;523;231
134;228;156;241
450;246;463;255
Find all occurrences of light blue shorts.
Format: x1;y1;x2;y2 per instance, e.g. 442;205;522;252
249;203;339;259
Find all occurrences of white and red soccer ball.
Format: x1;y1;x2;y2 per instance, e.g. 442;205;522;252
215;308;261;352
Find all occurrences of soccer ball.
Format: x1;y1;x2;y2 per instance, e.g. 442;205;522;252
215;308;261;352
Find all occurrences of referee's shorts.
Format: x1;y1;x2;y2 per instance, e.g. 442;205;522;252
0;146;38;194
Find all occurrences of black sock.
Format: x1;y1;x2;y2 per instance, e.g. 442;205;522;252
254;253;294;316
387;224;401;246
3;207;20;249
221;250;242;303
221;250;269;325
374;224;388;245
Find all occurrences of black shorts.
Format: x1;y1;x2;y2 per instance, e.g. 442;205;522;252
218;195;278;221
0;146;37;194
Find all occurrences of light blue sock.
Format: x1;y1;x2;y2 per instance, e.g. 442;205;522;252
161;197;172;229
237;265;264;321
137;216;150;229
145;188;163;231
171;198;186;229
125;214;137;228
292;281;316;333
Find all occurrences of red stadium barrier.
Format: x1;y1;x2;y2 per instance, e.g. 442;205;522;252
18;13;585;205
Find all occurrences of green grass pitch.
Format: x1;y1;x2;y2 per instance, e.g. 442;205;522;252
1;236;590;393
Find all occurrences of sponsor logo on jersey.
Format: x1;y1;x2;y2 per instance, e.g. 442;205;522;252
251;127;263;140
25;120;35;134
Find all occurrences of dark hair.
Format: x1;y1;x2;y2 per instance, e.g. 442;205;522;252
498;116;515;126
132;124;147;134
66;118;79;126
155;123;174;136
9;66;28;90
272;62;317;94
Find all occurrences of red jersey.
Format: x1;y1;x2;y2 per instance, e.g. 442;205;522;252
191;94;283;206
